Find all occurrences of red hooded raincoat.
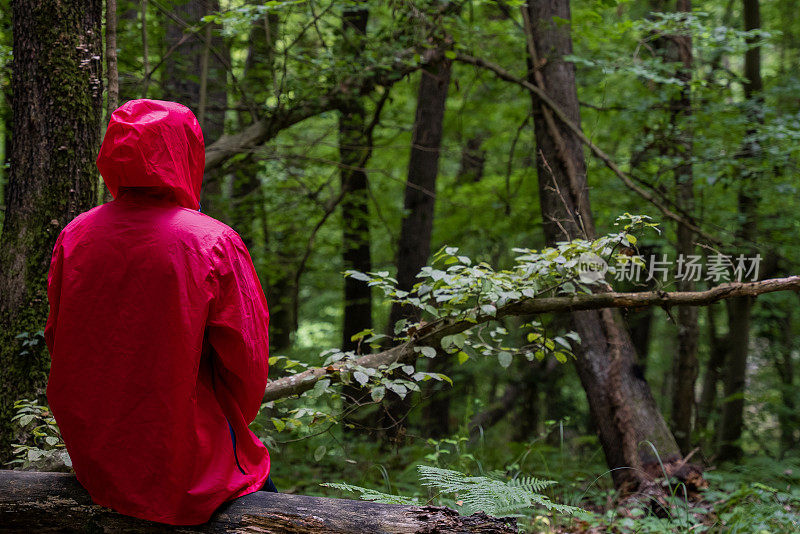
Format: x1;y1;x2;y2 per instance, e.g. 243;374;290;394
45;99;270;525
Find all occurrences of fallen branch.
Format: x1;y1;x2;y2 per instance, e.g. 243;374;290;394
455;53;720;246
0;470;517;533
264;276;800;402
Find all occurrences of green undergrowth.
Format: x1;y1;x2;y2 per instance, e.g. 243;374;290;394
9;397;800;532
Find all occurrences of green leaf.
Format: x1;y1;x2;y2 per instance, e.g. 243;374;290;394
271;418;286;432
18;415;34;427
480;304;497;317
498;351;513;368
354;371;369;386
350;329;372;342
371;386;386;402
416;346;436;358
457;351;470;365
565;332;581;344
346;271;372;282
314;445;327;462
444;50;457;60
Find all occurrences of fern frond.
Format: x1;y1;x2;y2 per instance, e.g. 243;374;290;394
320;482;420;505
417;465;581;517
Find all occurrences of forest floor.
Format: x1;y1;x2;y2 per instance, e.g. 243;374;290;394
271;429;800;533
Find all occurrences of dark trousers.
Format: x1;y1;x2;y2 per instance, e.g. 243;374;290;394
260;475;278;493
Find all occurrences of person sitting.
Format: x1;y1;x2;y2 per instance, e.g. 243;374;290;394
45;99;275;525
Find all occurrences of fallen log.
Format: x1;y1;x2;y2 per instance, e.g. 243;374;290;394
0;470;517;533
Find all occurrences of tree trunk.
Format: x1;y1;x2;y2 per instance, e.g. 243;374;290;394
162;0;227;219
773;313;796;457
665;0;699;456
338;7;377;431
717;0;762;463
383;52;452;441
340;7;373;354
106;0;119;118
230;11;294;353
695;302;727;443
523;0;680;487
456;135;486;184
0;0;103;461
0;470;518;533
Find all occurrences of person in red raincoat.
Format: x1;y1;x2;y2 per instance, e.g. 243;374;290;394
45;99;272;525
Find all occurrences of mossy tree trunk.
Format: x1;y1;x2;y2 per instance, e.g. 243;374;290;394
0;0;103;461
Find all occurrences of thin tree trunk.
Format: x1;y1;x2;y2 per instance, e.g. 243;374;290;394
162;0;227;219
383;52;452;441
666;0;699;456
106;0;119;116
337;7;377;431
774;313;796;457
103;0;119;203
523;0;680;487
231;11;293;353
695;302;727;442
340;7;373;354
718;0;762;462
456;135;486;183
0;0;103;461
141;0;150;96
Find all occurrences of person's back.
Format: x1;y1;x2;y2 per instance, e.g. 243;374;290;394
45;99;270;525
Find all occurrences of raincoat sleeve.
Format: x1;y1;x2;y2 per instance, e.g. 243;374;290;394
207;231;270;423
45;233;65;355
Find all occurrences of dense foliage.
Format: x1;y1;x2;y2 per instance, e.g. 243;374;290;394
2;0;800;531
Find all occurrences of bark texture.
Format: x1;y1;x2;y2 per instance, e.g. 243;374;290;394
523;0;679;486
0;0;102;461
0;470;518;533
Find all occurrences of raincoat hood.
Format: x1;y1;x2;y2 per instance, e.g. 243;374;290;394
97;99;205;210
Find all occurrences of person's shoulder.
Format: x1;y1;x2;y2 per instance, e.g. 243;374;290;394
172;208;245;247
59;204;108;238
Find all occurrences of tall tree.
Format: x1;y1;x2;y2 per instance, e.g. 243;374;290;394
338;6;376;430
162;0;228;219
383;50;452;439
659;0;699;455
0;0;103;459
718;0;763;462
231;11;295;352
339;7;373;355
523;0;680;487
